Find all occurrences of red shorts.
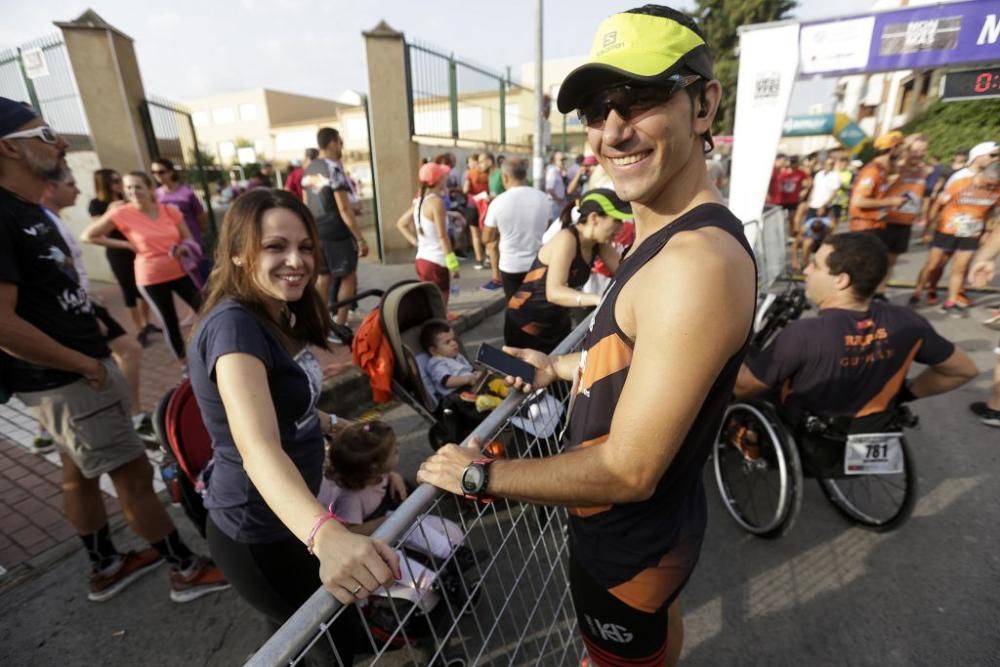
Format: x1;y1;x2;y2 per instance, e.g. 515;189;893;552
415;259;450;299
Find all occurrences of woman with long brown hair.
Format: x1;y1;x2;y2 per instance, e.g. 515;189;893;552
88;168;157;345
82;171;200;361
187;189;399;660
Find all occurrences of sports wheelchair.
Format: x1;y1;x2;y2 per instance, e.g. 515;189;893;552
713;285;918;538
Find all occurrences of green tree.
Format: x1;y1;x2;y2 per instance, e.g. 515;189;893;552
187;144;217;169
690;0;797;136
899;98;1000;161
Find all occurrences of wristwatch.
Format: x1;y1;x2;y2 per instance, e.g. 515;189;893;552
461;458;495;502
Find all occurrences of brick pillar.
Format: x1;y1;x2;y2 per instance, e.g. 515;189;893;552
363;21;421;258
55;11;151;172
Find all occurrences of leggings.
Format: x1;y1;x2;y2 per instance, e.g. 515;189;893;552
137;275;202;359
105;244;142;308
207;519;359;665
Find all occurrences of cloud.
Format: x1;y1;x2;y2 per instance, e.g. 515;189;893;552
146;11;181;30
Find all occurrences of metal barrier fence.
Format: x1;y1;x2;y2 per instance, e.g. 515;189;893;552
248;319;590;667
405;40;534;149
0;33;89;142
743;206;789;293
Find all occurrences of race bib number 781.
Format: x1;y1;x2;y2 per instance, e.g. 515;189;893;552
844;433;904;475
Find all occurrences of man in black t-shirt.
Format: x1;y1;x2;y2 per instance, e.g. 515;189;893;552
303;127;368;339
0;97;227;604
735;232;977;419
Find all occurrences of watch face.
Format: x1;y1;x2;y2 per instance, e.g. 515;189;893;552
461;465;484;494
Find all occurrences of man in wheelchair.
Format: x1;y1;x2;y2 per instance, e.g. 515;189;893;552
733;232;977;474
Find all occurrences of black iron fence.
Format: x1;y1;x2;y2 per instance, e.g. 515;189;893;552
405;40;534;149
139;95;218;249
0;33;90;147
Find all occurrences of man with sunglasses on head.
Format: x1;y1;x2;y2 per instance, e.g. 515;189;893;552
418;7;756;666
0;98;228;603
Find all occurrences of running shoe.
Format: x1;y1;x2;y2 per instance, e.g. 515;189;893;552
137;323;162;349
169;556;230;603
983;309;1000;328
907;294;921;308
925;291;939;306
480;280;503;292
940;300;967;318
131;413;159;446
473;262;486;271
955;292;975;308
88;548;164;602
969;402;1000;428
30;432;56;455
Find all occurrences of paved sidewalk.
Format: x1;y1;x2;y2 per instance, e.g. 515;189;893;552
0;255;504;579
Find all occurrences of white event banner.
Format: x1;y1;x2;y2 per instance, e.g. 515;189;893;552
799;16;876;75
728;22;801;248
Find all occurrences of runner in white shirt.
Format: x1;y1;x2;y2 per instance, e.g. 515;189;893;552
483;158;552;299
943;141;998;188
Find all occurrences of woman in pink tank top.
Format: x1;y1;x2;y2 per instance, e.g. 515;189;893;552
82;171;202;361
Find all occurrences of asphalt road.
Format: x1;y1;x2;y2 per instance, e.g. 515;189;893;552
2;258;999;666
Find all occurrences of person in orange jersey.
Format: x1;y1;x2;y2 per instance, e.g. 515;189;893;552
916;163;1000;317
848;131;907;234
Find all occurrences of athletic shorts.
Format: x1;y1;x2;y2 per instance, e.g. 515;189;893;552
319;238;359;277
932;231;980;253
93;304;127;342
873;223;912;255
830;204;843;220
569;540;700;666
17;358;144;479
415;258;449;298
802;217;832;242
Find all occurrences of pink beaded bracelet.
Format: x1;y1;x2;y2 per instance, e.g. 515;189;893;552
307;503;346;555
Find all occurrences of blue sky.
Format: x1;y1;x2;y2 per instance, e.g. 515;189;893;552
4;0;876;113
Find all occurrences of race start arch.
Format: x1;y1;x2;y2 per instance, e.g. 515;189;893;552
729;0;1000;245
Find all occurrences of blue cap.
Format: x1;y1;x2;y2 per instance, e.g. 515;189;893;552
0;97;40;137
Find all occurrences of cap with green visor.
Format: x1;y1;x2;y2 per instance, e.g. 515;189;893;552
577;188;633;221
556;5;713;115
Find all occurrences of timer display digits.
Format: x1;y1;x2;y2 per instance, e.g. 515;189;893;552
943;67;1000;101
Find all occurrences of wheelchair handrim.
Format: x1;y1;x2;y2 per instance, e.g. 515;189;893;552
713;403;791;534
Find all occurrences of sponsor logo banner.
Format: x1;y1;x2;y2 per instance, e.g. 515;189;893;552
800;0;1000;76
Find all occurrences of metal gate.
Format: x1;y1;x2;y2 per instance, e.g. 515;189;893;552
139;96;218;249
0;33;90;147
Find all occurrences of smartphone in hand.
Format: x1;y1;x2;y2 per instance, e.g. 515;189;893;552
476;343;536;385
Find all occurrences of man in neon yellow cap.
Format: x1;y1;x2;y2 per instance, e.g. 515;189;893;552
418;7;756;665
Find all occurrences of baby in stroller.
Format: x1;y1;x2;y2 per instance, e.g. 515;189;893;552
318;421;478;615
420;320;509;412
418;320;511;453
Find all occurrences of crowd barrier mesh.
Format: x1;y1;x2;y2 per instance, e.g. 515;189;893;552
246;213;786;667
247;319;589;667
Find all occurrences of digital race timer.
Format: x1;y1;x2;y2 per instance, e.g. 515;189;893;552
942;66;1000;102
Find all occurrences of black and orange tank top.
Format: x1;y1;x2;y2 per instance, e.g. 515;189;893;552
506;226;597;347
567;203;756;590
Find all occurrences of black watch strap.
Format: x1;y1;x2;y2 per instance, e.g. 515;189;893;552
462;458;495;503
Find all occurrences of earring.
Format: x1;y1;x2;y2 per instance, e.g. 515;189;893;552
232;258;243;266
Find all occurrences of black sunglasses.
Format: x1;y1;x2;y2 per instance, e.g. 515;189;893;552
577;75;701;129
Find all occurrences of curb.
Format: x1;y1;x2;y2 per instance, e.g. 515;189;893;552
318;292;507;416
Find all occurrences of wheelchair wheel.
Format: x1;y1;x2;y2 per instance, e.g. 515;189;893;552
817;436;915;531
713;401;803;538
